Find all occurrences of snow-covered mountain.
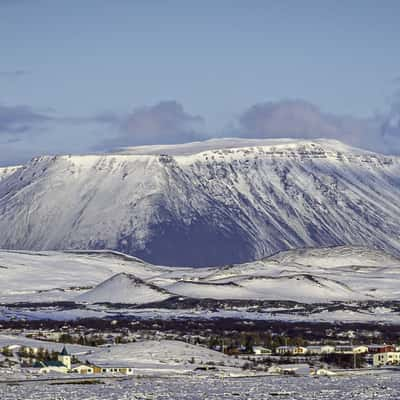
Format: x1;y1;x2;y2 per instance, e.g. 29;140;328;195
1;138;400;266
1;246;400;304
0;165;22;182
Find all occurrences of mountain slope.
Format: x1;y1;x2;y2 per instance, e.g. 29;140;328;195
268;245;400;267
1;138;400;266
76;272;173;304
0;165;22;182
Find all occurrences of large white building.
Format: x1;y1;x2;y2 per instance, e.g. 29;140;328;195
306;345;335;355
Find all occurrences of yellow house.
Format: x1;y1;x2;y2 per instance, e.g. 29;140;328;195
373;352;400;367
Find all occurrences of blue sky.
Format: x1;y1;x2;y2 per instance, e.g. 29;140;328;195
1;0;400;165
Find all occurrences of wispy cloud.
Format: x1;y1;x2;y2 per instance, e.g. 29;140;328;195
233;98;398;154
0;104;52;136
97;100;205;150
2;87;400;168
0;70;29;79
380;86;400;152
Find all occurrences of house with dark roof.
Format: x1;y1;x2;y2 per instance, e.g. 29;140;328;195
33;345;72;373
33;360;69;373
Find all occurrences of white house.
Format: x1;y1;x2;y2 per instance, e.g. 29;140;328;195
306;345;335;355
335;345;368;354
268;363;310;376
91;363;134;375
373;352;400;367
252;346;272;355
275;346;308;355
72;364;94;374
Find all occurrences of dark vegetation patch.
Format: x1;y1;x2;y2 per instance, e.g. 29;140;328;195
2;315;400;343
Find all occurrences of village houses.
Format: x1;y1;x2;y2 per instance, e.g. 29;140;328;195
275;346;308;355
334;345;369;354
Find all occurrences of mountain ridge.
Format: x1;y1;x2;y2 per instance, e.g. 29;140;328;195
1;138;400;266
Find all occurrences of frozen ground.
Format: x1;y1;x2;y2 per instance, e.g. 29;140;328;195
1;373;399;399
0;336;242;376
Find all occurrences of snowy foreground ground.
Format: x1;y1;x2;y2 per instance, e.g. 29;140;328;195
1;373;399;400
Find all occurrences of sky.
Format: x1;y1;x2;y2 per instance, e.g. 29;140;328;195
1;0;400;166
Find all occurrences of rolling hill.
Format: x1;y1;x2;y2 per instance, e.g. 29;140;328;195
1;246;399;304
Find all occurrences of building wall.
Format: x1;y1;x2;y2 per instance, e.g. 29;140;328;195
91;365;133;375
40;366;68;374
58;355;71;369
368;345;396;354
72;366;94;374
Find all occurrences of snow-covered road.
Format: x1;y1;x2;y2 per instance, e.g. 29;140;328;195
1;373;398;399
